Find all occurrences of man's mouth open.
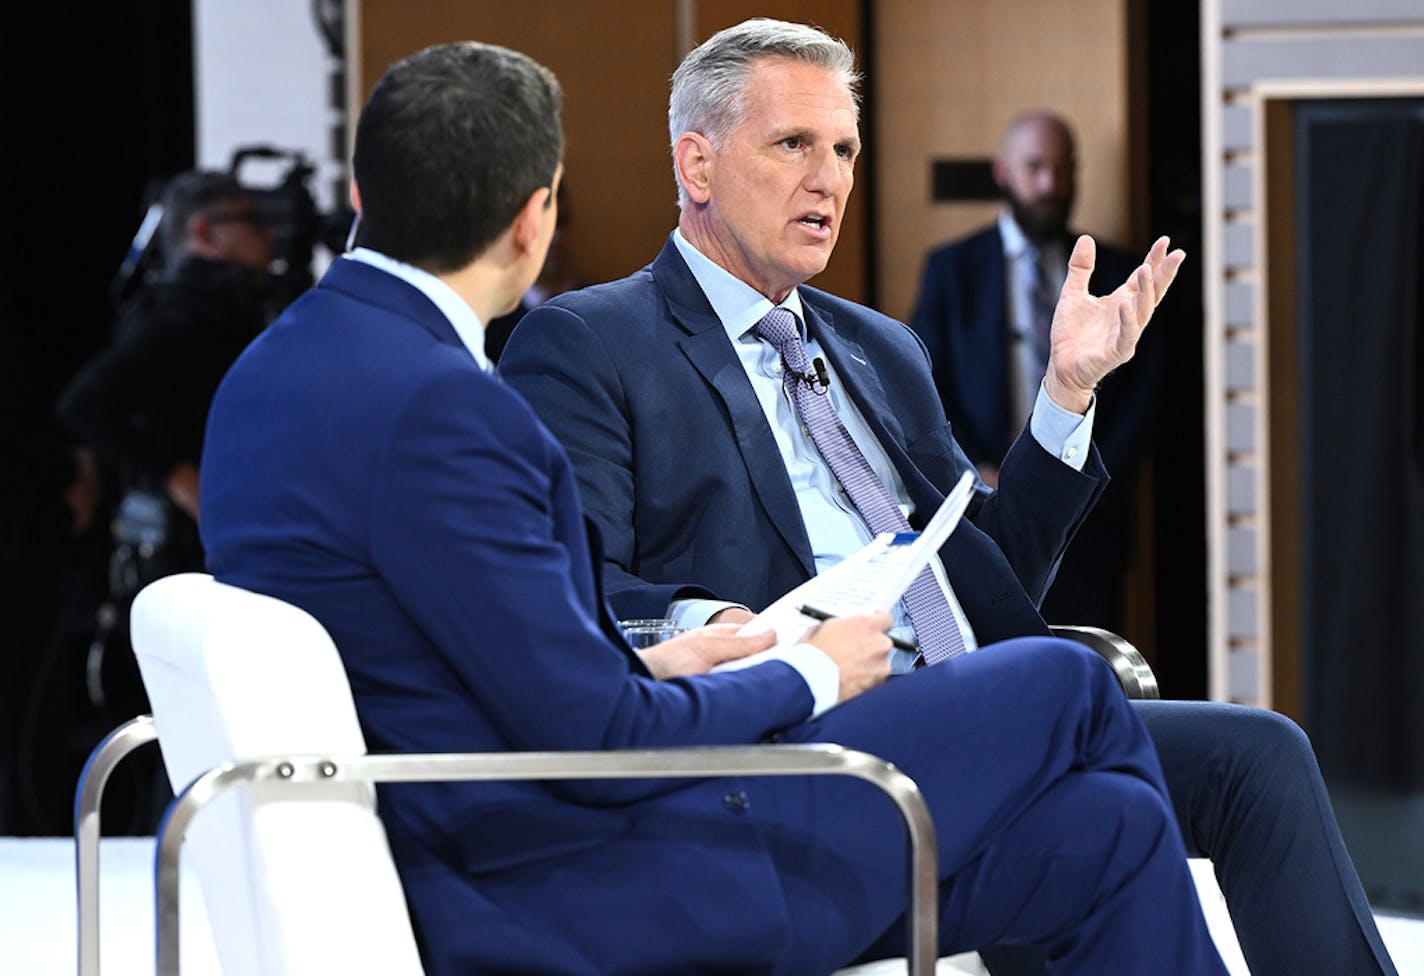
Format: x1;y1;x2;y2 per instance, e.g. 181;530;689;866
796;214;832;238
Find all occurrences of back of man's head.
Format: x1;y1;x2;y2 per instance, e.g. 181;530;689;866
352;41;564;274
157;170;251;260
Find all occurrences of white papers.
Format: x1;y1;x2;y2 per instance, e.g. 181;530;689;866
714;470;976;667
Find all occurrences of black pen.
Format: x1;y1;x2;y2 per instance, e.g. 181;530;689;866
797;604;920;654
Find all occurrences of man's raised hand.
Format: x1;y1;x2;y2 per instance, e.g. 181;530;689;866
1043;234;1186;414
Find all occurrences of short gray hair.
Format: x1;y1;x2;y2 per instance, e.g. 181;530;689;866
668;18;860;205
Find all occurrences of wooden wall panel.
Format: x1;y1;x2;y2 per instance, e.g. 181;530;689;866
355;0;677;290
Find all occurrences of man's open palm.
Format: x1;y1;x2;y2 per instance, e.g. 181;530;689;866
1044;234;1186;413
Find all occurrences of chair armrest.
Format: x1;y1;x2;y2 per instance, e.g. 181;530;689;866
152;745;939;976
1050;626;1161;700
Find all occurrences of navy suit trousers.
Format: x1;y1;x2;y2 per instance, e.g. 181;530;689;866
979;700;1398;976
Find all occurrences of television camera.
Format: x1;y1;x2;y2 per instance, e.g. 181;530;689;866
112;144;355;309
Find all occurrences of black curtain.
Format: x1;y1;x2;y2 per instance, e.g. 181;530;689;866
1;1;194;834
1297;98;1424;791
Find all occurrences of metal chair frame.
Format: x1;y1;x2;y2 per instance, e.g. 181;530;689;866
1049;625;1160;700
75;720;938;976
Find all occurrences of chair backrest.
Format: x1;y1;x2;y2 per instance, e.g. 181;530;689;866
129;572;425;975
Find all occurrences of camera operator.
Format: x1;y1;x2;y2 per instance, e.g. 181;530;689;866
29;170;282;832
58;170;277;548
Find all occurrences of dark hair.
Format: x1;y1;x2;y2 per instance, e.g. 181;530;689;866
157;170;251;257
352;41;563;272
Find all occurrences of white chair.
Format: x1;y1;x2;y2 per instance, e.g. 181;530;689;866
126;573;426;976
77;573;941;975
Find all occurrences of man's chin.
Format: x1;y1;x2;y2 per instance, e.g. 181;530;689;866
1025;221;1068;245
799;241;836;276
1029;211;1070;242
1008;198;1070;244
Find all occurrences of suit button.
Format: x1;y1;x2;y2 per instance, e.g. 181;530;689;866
722;790;751;814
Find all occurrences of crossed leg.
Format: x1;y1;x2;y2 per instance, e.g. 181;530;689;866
760;637;1228;975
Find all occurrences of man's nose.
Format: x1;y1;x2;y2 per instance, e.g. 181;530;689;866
805;148;850;195
1038;167;1071;198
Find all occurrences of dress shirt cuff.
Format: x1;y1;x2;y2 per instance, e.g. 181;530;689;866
711;642;840;717
668;597;749;629
1029;381;1096;472
771;643;841;717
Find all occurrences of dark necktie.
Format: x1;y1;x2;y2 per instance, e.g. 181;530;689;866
1026;245;1055;366
754;307;966;663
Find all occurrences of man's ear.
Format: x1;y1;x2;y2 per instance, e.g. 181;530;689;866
673;132;714;205
991;156;1008;190
345;180;363;251
511;185;553;256
187;213;221;256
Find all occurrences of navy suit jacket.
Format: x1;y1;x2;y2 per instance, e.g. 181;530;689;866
500;237;1108;646
200;257;837;973
910;223;1164;476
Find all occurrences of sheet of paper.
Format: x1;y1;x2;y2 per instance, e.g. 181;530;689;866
715;469;976;666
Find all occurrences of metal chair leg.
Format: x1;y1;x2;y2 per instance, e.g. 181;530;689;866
74;715;159;976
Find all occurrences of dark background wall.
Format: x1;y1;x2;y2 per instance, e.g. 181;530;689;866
2;2;196;835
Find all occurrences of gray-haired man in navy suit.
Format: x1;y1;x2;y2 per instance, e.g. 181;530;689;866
501;18;1396;976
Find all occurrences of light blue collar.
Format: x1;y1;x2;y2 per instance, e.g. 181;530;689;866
997;209;1036;260
672;228;809;343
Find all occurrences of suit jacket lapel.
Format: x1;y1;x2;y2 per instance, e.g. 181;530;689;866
650;242;816;577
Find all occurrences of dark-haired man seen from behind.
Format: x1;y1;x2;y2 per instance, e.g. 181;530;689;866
500;17;1397;976
200;38;1228;976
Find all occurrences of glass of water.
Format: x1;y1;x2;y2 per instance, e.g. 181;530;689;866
618;618;687;649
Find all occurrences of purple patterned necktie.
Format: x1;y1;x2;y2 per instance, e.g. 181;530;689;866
754;307;966;663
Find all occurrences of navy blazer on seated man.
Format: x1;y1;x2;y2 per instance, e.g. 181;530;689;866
199;255;820;971
501;236;1102;642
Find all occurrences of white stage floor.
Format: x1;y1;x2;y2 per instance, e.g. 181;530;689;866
2;837;1419;974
